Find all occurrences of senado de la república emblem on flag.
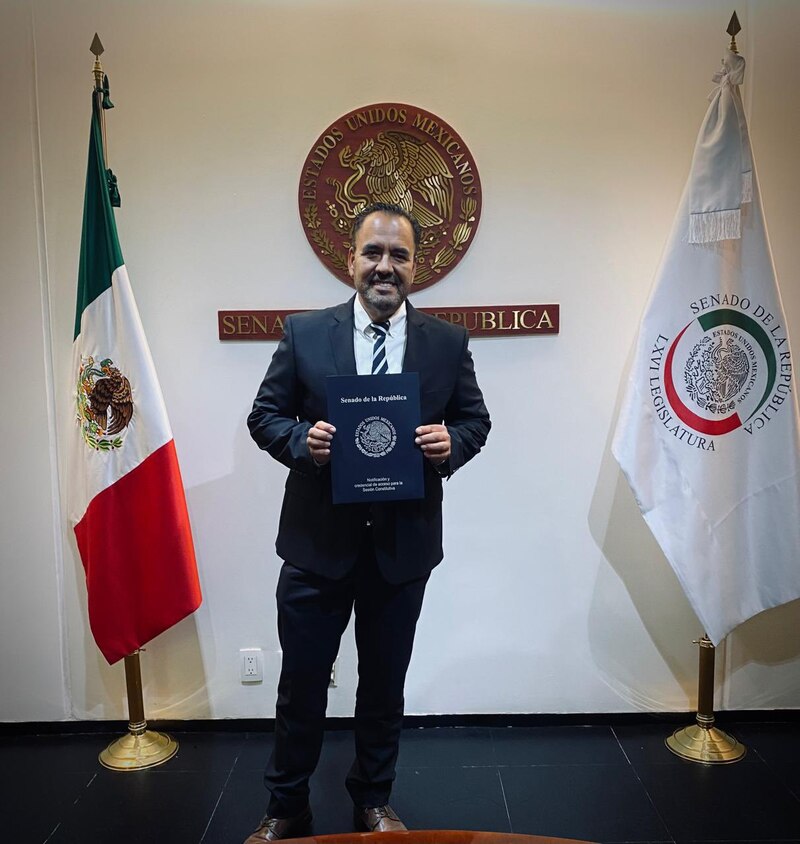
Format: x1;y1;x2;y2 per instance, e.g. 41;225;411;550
650;298;792;450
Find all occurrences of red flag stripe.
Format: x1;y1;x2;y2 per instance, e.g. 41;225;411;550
74;440;201;664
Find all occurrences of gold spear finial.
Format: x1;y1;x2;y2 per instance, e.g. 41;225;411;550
90;33;104;89
727;11;741;54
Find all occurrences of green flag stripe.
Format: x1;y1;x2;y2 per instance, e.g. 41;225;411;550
74;93;124;340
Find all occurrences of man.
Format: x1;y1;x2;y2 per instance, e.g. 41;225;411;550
245;202;490;842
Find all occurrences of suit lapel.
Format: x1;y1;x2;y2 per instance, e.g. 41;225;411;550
402;302;427;375
329;296;357;375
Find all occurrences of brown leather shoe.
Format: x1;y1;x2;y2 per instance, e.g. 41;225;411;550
243;805;312;842
354;804;407;832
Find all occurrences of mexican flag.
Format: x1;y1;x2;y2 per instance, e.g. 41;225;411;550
613;50;800;645
67;91;201;664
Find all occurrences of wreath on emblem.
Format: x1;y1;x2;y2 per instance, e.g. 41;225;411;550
355;416;397;458
684;336;750;414
299;106;482;292
76;355;134;451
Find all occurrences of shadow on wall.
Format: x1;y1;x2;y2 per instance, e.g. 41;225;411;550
175;409;288;718
584;341;698;710
587;433;700;711
723;596;800;709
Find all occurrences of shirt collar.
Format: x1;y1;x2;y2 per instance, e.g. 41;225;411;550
353;295;407;337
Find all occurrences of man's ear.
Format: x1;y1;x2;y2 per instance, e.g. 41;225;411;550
347;248;355;279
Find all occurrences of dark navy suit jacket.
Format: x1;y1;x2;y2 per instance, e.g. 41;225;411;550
248;297;490;583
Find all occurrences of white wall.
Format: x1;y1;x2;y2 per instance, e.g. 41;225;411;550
0;0;70;721
2;0;799;722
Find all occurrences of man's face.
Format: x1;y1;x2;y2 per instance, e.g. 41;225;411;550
348;212;416;320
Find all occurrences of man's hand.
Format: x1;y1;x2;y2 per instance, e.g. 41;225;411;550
308;421;336;466
415;424;451;465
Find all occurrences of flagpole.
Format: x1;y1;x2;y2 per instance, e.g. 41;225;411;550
665;634;745;764
99;651;179;770
86;36;179;771
90;34;107;165
663;14;750;767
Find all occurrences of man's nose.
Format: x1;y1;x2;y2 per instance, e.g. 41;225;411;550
376;251;392;275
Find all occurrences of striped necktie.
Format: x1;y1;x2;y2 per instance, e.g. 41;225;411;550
370;321;391;374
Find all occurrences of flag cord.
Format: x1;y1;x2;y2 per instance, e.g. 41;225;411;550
97;89;108;169
91;52;108;168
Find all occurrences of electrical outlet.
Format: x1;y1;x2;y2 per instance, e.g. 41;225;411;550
329;657;339;688
240;648;263;683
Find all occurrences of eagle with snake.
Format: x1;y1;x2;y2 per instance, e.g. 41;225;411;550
85;358;134;436
328;130;454;228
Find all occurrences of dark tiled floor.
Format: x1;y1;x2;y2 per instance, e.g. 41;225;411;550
2;722;800;844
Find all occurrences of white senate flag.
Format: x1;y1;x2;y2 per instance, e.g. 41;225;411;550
613;50;800;645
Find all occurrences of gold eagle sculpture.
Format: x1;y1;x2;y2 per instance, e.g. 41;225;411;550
332;131;455;228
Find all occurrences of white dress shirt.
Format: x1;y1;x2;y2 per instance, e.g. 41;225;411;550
353;296;407;375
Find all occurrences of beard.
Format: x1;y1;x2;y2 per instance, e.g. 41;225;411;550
357;274;407;318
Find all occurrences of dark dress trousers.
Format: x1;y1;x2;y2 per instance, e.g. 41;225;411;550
248;297;490;814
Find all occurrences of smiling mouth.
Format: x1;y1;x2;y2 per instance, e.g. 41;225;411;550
369;277;398;290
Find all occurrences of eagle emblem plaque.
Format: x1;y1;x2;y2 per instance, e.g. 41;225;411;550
299;103;482;291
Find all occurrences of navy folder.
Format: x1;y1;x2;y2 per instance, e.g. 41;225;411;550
326;372;423;504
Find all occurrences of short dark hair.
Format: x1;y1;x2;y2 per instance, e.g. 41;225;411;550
351;202;422;254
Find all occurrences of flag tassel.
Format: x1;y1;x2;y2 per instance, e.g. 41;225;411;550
665;634;746;764
98;650;179;770
687;208;741;244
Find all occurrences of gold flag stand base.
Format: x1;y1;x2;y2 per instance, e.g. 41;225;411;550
99;722;178;771
665;635;746;765
98;651;179;771
666;721;746;764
